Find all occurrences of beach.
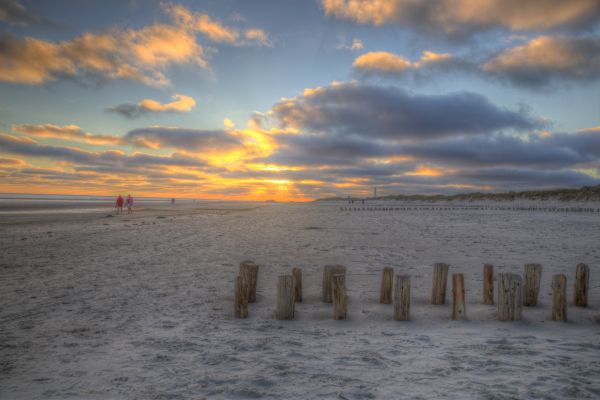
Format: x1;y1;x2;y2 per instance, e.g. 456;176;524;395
1;200;599;399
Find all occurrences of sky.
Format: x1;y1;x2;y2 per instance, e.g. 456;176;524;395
0;0;599;201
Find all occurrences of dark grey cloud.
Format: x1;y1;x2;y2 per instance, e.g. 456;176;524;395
0;0;54;27
458;168;600;189
401;133;596;168
0;134;207;168
106;104;147;119
123;127;241;152
322;0;600;36
265;133;399;166
272;83;539;141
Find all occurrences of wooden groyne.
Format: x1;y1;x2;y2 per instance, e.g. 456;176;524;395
234;261;591;322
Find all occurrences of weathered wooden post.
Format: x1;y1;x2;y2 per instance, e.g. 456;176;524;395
292;267;302;303
431;263;449;305
322;265;346;303
240;261;259;303
394;275;410;321
234;275;248;318
483;264;494;305
380;267;394;304
452;273;466;320
497;273;522;321
276;275;295;320
332;273;347;320
523;263;542;306
574;263;589;307
552;274;567;321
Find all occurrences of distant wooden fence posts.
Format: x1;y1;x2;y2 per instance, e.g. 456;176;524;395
234;261;591;322
339;205;600;214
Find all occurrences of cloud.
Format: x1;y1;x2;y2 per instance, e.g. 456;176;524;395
0;156;25;167
458;168;600;189
0;0;53;27
353;50;453;74
244;29;272;47
12;124;123;145
0;133;207;168
164;4;271;47
107;94;197;119
0;22;205;86
337;37;364;51
0;3;272;86
271;81;539;141
401;132;600;168
264;133;399;166
483;36;600;88
123;126;241;152
321;0;600;35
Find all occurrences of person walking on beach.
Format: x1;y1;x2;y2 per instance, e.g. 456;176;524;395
115;194;124;215
126;194;134;214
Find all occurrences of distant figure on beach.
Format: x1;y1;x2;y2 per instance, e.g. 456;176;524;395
171;198;175;204
126;194;134;214
115;194;124;214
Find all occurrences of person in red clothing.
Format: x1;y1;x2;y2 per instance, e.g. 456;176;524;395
115;194;124;215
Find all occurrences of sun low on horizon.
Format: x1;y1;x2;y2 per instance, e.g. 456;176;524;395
1;0;600;201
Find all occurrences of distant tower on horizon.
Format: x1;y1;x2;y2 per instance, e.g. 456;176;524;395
374;187;377;198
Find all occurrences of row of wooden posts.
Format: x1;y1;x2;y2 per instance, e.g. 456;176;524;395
234;261;590;322
340;206;600;213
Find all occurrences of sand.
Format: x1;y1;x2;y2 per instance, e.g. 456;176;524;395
1;201;599;399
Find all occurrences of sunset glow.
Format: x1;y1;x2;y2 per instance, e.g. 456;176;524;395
1;0;599;200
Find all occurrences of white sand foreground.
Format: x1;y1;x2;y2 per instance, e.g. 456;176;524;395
1;201;599;399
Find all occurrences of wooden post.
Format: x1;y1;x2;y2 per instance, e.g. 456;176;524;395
332;273;347;320
452;273;466;320
431;263;449;305
322;265;346;303
523;263;542;306
292;267;302;303
394;275;410;321
483;264;494;305
552;274;567;321
574;263;589;307
240;261;259;303
379;267;394;304
276;275;295;320
497;273;522;321
234;275;248;318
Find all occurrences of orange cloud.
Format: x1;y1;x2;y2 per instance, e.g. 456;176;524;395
12;124;123;145
165;4;271;46
139;94;196;113
353;51;451;73
484;36;590;73
0;23;205;86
